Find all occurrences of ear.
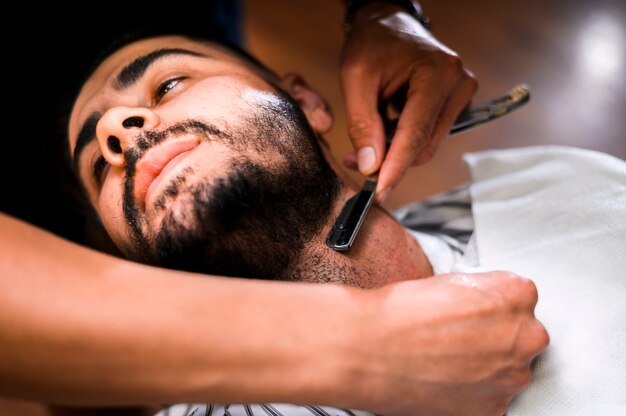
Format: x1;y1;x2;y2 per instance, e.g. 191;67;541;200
278;73;334;134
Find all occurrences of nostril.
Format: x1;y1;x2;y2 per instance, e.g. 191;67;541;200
122;116;144;129
107;136;123;154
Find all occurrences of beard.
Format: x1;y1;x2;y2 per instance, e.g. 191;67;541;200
120;91;341;280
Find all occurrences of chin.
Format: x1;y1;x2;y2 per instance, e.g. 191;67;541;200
147;167;211;224
150;191;200;233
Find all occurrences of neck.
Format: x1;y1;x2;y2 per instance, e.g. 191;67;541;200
287;187;433;288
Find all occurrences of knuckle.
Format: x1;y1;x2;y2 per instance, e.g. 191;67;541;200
504;272;537;301
493;270;522;282
504;367;532;392
493;403;509;416
446;53;463;71
464;71;479;93
517;369;533;388
347;115;375;140
464;67;477;80
494;269;518;278
520;321;549;357
492;271;539;308
533;321;550;349
520;278;539;304
440;53;463;79
485;399;511;416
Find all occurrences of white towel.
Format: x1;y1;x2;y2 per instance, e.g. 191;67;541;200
461;146;626;415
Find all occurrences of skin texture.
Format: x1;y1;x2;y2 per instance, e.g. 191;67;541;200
1;214;548;416
0;7;546;415
341;3;478;200
69;36;433;288
63;35;547;416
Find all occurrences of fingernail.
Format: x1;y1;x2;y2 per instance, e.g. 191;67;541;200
357;146;376;174
378;187;392;203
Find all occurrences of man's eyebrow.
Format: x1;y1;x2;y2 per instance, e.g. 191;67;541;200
73;112;101;174
72;49;207;175
114;48;207;91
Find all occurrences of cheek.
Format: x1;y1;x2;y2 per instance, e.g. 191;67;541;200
165;77;272;125
96;172;128;245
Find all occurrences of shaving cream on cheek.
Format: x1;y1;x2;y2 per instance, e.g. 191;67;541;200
241;88;283;108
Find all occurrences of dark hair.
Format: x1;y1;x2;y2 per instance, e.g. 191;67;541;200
65;31;277;161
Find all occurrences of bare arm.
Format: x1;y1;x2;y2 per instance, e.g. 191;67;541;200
0;213;547;415
0;213;357;406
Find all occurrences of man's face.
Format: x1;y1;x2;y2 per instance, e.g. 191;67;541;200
69;36;340;278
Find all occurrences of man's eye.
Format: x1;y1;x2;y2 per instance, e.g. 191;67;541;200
93;155;110;186
155;77;186;102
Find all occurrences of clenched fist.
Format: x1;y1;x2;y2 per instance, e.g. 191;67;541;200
344;271;549;416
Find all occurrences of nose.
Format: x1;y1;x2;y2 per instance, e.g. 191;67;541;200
96;107;160;167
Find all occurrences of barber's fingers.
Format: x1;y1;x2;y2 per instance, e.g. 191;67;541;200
414;70;478;165
341;63;386;176
448;270;549;356
449;270;540;310
496;274;549;355
376;63;462;196
526;319;550;359
496;271;540;311
484;273;549;357
343;71;477;174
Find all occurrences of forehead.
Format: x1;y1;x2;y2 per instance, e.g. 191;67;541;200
68;35;254;153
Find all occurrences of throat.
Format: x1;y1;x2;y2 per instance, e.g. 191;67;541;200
286;199;433;288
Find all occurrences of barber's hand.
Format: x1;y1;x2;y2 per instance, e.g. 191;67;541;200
340;4;478;200
349;271;549;416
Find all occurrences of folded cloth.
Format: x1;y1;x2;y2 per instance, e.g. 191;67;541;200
461;146;626;415
396;185;474;274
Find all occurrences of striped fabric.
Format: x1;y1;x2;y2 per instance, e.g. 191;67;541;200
156;403;373;416
155;187;475;416
394;185;474;256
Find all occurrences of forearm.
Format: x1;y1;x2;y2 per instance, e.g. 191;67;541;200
0;214;362;406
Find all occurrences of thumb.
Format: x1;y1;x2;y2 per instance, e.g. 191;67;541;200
341;69;386;176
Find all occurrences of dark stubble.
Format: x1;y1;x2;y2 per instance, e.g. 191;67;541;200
120;92;340;280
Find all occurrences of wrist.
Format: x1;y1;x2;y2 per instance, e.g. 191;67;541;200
307;287;390;411
297;285;371;408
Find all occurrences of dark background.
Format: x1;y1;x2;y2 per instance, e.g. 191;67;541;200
3;30;88;241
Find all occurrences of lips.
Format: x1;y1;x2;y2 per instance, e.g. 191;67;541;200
133;138;199;209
